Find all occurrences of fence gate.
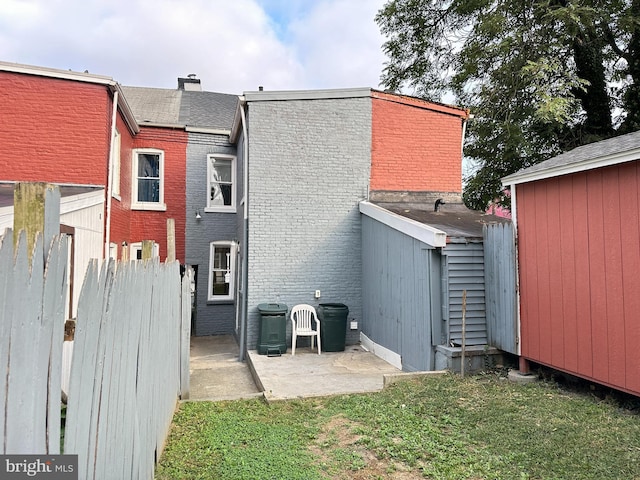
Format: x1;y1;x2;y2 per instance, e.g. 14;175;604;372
483;222;518;355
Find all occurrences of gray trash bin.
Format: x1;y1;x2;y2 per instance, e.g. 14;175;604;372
256;303;288;355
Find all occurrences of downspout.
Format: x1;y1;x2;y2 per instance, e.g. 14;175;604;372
238;97;249;361
461;113;473;155
105;89;118;259
509;183;522;358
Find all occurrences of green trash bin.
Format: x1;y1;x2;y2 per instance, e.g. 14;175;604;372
318;303;349;352
257;303;288;355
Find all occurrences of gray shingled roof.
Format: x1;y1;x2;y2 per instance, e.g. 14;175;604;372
179;90;238;130
120;86;182;125
503;129;640;183
120;85;238;130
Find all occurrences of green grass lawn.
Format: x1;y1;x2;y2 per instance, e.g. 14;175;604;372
155;372;640;479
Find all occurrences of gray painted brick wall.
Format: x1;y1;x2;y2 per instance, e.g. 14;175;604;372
246;96;371;349
185;132;239;336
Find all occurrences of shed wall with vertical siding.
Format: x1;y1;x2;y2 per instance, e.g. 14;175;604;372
483;222;518;354
361;215;440;371
516;161;640;396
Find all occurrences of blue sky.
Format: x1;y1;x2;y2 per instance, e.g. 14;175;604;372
0;0;388;93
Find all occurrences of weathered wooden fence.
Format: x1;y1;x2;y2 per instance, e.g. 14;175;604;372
64;257;190;479
0;229;69;454
483;222;518;355
0;183;191;479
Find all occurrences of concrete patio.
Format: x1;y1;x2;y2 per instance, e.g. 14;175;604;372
188;335;403;402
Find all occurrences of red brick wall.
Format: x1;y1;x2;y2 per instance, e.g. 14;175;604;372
128;127;187;262
109;112;135;252
371;91;468;193
0;71;111;185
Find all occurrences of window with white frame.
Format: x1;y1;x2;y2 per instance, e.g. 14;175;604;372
208;241;236;301
112;129;121;198
130;242;159;260
206;154;235;212
132;149;165;210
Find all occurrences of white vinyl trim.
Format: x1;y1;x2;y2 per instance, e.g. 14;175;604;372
359;201;447;247
502;148;640;186
360;332;402;370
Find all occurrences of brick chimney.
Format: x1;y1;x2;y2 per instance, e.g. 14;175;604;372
178;74;201;91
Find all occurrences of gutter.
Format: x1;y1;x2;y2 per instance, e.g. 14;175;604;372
185;126;231;135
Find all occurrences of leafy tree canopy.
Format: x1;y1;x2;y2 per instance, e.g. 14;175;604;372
376;0;640;211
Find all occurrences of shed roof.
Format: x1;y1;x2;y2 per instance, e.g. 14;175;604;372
377;202;509;240
361;199;509;247
503;129;640;186
120;86;238;131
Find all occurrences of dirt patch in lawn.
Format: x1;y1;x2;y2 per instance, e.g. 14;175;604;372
311;415;423;480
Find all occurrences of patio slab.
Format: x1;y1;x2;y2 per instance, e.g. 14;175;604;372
247;344;401;401
189;336;261;401
189;336;402;402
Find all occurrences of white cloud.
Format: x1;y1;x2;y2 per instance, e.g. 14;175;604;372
0;0;387;93
288;0;387;89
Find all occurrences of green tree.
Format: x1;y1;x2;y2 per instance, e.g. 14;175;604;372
376;0;640;211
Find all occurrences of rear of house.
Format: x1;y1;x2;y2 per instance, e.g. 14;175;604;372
237;88;372;352
234;88;506;371
122;81;240;335
503;130;640;396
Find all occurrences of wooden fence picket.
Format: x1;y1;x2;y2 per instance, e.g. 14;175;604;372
43;233;69;455
0;231;13;450
0;230;68;454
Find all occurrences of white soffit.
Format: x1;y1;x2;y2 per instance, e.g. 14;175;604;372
359;201;447;247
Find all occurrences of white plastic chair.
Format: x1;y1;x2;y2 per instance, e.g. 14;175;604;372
290;304;321;355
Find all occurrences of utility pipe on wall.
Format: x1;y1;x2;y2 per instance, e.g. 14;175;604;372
461;290;467;378
238;97;249;361
104;89;118;259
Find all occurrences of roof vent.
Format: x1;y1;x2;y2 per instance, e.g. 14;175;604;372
178;74;202;91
